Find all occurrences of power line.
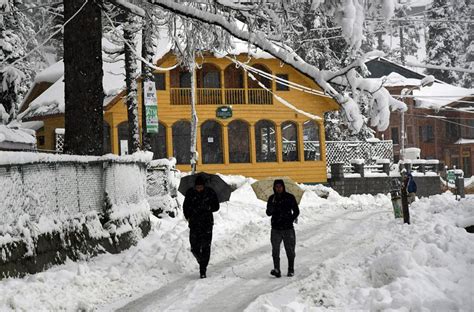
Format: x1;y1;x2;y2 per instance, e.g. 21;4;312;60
0;0;88;68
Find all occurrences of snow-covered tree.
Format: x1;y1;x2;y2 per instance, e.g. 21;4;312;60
109;0;406;136
0;0;37;123
425;0;467;84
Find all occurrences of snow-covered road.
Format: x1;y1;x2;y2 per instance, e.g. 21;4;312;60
0;176;472;311
115;209;387;312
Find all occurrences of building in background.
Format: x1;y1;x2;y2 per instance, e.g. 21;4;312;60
366;57;474;176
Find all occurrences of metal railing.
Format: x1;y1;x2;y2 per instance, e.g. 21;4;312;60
170;87;273;105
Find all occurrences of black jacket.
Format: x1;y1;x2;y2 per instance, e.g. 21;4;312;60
183;187;220;231
266;191;300;230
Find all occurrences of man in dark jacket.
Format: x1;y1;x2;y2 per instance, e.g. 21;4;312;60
266;179;300;277
183;176;220;278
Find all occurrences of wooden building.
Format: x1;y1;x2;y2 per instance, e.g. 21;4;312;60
20;51;339;183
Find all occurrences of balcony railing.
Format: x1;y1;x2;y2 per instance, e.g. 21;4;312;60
170;88;273;105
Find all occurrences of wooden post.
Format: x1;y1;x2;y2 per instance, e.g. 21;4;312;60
250;123;256;164
222;124;229;165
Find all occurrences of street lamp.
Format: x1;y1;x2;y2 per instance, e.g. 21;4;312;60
399;75;434;161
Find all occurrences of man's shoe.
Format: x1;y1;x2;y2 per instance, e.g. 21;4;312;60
287;271;294;277
270;269;281;278
200;273;206;279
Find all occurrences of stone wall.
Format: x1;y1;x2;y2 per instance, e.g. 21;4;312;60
0;152;153;279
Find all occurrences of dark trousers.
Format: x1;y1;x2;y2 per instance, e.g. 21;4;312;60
189;228;213;273
271;228;296;271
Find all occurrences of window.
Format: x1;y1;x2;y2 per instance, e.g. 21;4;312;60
117;122;129;155
103;121;111;154
303;120;321;161
247;64;273;104
419;125;434;143
38;136;45;146
228;120;250;163
197;63;221;88
224;64;244;104
255;120;276;162
467;120;474;139
407;126;414;145
276;74;289;91
281;121;298;161
391;127;399;145
201;120;223;164
154;73;166;90
149;123;167;159
172;121;191;164
446;119;460;139
179;71;191;88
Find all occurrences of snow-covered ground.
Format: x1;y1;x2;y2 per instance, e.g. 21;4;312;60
0;175;472;311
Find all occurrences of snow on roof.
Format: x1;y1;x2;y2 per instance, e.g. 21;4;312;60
34;60;64;84
0;124;36;145
454;138;474;145
368;72;474;109
413;83;474;110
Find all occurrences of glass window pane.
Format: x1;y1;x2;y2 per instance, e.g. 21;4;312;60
282;121;298;162
117;122;129;156
303;120;321;161
172;121;191;164
256;120;276;162
179;71;191;88
103;121;111;154
150;123;167;159
154;73;166;90
229;120;250;163
276;74;289;91
201;120;223;164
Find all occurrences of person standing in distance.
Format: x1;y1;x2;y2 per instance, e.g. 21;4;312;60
266;179;300;277
183;176;220;278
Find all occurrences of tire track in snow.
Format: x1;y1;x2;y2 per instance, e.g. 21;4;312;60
115;209;388;312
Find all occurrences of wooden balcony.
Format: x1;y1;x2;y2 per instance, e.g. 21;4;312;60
170;88;273;105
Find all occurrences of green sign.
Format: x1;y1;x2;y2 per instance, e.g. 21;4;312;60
216;106;232;119
146;105;158;133
447;171;456;184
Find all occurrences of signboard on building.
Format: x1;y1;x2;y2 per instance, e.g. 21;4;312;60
216;106;232;119
144;81;158;133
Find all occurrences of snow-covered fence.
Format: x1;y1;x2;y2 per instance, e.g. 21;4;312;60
326;140;393;168
146;158;180;217
0;153;150;228
0;152;152;278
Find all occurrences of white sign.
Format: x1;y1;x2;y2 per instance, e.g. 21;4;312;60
144;81;158;133
207;137;214;143
120;140;129;155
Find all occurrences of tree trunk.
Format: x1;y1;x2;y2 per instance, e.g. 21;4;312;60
124;15;141;154
63;0;104;155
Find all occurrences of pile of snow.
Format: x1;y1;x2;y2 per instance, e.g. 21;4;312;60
0;173;472;311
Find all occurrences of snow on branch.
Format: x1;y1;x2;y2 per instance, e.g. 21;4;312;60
114;0;404;133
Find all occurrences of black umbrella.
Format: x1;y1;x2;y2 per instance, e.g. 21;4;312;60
178;172;232;203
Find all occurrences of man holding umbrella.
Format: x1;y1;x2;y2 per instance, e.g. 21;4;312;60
183;175;220;278
266;179;300;278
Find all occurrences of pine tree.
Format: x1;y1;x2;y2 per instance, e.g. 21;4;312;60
425;0;465;84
